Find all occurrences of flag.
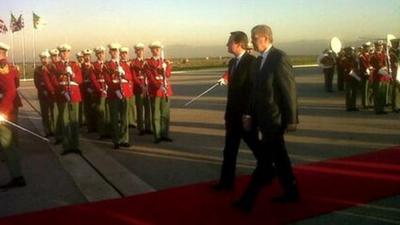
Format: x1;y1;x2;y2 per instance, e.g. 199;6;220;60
10;14;24;33
0;19;8;34
33;12;46;30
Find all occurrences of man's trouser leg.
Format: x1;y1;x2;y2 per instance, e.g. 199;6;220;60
55;102;64;142
160;97;170;138
110;99;129;144
0;122;22;179
135;93;144;132
62;102;80;151
391;81;400;111
96;97;107;136
128;97;136;126
374;82;387;113
144;95;152;131
151;96;161;140
39;98;51;135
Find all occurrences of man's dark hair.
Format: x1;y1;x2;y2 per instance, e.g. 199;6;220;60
230;31;248;49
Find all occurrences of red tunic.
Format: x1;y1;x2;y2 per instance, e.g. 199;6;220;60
0;59;19;120
144;57;172;97
89;61;108;98
370;52;391;82
51;60;83;103
104;60;133;100
130;58;147;94
34;64;56;101
359;52;372;78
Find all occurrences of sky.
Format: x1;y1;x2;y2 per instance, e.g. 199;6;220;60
1;0;399;60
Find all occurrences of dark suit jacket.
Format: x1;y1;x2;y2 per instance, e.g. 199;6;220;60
225;53;256;122
248;47;298;133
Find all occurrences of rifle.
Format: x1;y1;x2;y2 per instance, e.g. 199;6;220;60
160;49;169;102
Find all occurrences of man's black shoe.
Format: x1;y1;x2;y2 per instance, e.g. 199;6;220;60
0;177;26;191
113;144;120;149
211;182;234;191
161;137;173;142
120;143;130;148
271;192;300;203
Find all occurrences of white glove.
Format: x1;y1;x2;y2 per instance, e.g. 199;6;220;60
0;113;6;123
66;66;74;76
217;78;227;86
162;62;167;70
115;90;123;99
366;68;370;76
378;67;389;76
117;66;125;76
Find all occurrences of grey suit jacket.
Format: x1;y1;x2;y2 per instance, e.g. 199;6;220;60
248;47;298;133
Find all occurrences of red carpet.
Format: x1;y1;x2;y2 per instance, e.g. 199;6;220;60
1;146;400;225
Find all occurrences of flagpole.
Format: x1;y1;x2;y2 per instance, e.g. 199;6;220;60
9;30;15;65
21;18;26;80
33;26;36;68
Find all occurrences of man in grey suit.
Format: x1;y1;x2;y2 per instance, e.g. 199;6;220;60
235;24;299;212
212;31;260;190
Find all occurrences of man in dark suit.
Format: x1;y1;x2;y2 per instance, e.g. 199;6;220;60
235;24;299;212
212;31;260;190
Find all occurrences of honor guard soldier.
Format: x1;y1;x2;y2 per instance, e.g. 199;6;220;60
131;43;152;135
120;47;136;129
76;51;85;126
371;40;391;114
342;47;361;111
104;43;132;149
0;42;26;191
91;46;111;139
336;50;345;91
144;41;173;144
52;44;83;155
359;42;374;108
318;49;336;92
34;50;56;137
49;48;63;144
81;49;97;132
390;39;400;112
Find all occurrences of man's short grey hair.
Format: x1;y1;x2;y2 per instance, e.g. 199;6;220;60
251;25;273;43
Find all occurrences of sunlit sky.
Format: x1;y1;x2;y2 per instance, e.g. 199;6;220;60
1;0;399;59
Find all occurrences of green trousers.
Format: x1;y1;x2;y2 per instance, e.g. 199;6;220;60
95;97;108;136
78;102;85;126
83;94;97;132
59;102;80;151
360;78;373;108
109;98;129;144
392;80;400;111
135;93;152;132
128;97;136;126
373;82;389;113
150;96;170;140
0;114;22;179
345;79;359;110
55;102;63;142
38;98;56;136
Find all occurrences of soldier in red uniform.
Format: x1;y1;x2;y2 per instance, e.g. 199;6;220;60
49;49;63;144
104;43;132;149
359;42;374;108
0;42;26;191
131;43;152;135
144;41;173;143
51;44;83;155
342;47;361;111
120;47;136;129
370;41;391;114
81;49;97;132
91;46;110;139
34;50;56;137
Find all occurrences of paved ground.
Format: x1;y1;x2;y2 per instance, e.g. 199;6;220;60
1;66;399;224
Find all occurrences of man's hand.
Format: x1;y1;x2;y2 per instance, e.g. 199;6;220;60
217;78;227;86
66;66;74;77
242;115;252;132
117;66;125;76
286;124;297;132
0;113;7;124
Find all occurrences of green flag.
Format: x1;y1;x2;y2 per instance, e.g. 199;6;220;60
33;12;46;30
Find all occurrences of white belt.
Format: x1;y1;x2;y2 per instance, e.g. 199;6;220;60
97;79;105;82
137;76;144;79
112;79;128;83
155;76;163;80
59;81;79;86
